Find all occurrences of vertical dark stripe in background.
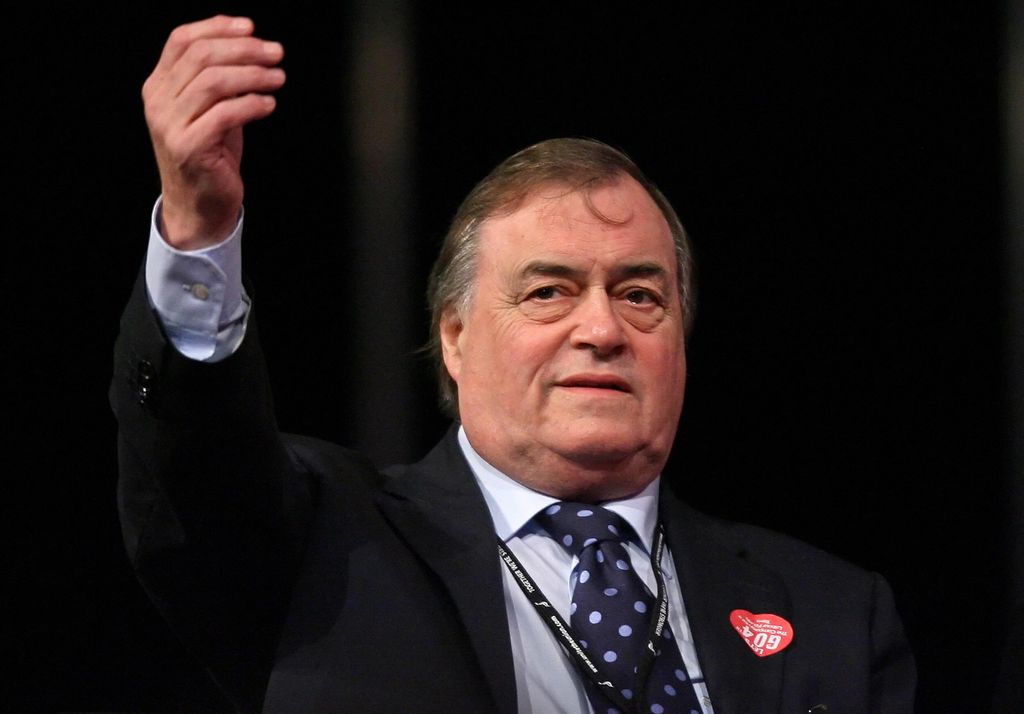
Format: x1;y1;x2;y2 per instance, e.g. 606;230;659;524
1005;0;1024;610
349;0;417;467
996;1;1024;706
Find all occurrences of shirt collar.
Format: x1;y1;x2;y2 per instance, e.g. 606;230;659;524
458;426;661;552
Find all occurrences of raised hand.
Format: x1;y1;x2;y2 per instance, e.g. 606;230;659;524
143;15;285;249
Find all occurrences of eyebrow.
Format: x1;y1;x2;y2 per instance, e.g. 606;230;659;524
517;260;670;285
519;261;585;280
619;263;669;282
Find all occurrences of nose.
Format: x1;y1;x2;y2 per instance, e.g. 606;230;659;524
569;289;627;357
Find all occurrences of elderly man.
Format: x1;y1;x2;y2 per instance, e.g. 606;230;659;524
112;15;915;713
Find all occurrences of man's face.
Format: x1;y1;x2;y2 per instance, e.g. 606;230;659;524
440;175;687;501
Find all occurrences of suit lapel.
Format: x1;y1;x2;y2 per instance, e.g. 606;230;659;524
660;487;790;714
376;428;518;714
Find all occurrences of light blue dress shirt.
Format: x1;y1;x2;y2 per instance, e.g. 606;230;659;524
459;428;712;714
145;198;248;362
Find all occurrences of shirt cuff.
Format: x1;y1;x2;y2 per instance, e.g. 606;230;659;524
144;197;249;361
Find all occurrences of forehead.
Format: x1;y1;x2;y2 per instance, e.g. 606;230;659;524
478;176;675;268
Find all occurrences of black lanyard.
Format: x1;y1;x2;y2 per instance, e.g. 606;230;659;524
496;525;670;714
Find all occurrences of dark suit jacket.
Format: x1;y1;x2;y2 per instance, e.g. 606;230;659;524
111;271;915;713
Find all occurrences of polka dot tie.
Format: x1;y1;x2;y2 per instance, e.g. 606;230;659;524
535;502;703;714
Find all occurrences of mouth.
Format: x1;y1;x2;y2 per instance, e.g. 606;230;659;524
556;375;632;393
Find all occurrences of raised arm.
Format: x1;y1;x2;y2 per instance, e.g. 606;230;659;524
143;15;285;249
113;18;295;709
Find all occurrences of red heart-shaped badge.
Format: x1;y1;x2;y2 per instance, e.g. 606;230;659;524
729;609;794;657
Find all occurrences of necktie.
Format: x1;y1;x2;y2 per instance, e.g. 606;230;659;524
534;502;703;714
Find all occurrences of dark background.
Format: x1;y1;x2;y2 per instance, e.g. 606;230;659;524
6;3;1018;711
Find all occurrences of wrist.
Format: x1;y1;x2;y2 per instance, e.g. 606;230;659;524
159;199;239;250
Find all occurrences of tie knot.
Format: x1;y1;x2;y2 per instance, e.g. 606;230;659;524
534;502;631;555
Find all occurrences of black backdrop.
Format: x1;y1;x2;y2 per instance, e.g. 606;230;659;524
6;4;1015;711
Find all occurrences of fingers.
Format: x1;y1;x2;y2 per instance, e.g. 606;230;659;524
173;93;278;162
156;15;256;73
144;19;285;141
147;60;285;151
164;36;284;102
182;62;285;125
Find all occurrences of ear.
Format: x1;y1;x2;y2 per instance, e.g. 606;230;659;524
439;307;464;382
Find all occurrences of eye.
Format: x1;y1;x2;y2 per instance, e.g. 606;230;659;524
623;289;660;306
615;287;668;331
518;283;575;322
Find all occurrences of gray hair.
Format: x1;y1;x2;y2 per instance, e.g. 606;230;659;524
426;137;696;418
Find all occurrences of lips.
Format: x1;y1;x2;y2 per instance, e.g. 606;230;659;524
556;374;632;392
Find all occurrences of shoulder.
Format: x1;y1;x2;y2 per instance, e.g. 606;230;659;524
275;433;388;532
661;491;901;645
664;492;879;591
662;493;916;709
282;432;381;483
709;509;873;584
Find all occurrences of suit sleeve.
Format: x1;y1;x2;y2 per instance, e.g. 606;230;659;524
110;266;311;712
869;573;917;712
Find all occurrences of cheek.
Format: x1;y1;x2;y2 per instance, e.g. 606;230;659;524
492;311;560;359
461;312;546;383
644;345;687;414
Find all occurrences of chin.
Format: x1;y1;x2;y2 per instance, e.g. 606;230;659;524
547;419;651;456
550;434;664;479
548;467;656;503
549;432;637;463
